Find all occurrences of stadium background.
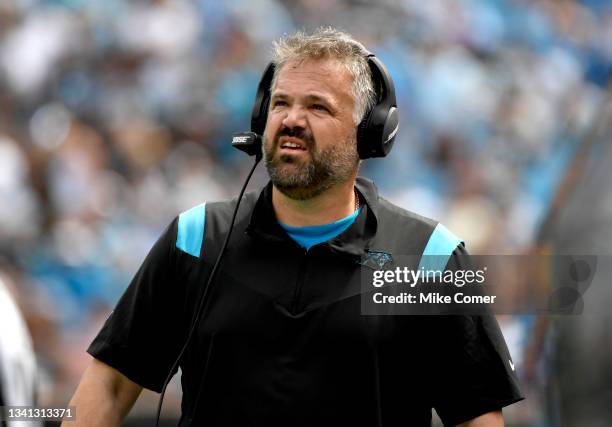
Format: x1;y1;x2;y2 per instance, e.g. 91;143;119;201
0;0;611;425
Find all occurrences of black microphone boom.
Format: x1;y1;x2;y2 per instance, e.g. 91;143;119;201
232;132;262;158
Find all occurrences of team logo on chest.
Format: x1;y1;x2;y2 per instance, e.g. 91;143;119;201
358;250;393;270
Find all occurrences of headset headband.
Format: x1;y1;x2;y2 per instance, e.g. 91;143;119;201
247;53;398;159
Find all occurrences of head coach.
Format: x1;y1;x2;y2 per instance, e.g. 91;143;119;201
65;28;523;426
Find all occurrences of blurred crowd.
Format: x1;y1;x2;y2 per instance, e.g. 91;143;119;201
0;0;611;424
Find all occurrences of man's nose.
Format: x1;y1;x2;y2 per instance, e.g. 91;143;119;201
281;105;307;129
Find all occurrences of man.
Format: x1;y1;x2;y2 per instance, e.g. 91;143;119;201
66;28;523;426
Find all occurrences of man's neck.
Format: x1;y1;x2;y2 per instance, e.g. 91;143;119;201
272;180;357;227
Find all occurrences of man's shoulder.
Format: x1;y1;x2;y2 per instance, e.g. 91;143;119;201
174;190;259;258
371;195;464;257
375;196;444;246
357;176;438;233
376;196;438;230
179;190;259;222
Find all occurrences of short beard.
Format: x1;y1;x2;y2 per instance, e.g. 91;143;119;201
263;129;359;200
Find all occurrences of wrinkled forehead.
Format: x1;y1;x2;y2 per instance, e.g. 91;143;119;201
272;58;354;103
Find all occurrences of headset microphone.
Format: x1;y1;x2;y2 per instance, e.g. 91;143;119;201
231;132;263;158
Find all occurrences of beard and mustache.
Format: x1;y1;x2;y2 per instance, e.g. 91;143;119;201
263;126;360;200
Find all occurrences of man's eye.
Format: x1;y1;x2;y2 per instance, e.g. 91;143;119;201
312;104;328;112
272;100;287;107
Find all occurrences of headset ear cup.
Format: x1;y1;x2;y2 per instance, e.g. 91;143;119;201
380;106;399;156
357;56;398;159
251;63;275;137
357;106;399;159
357;115;371;159
255;101;270;136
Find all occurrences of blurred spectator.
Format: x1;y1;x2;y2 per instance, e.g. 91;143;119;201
0;272;40;427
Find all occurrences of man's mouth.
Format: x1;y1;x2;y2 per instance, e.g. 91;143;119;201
279;137;307;152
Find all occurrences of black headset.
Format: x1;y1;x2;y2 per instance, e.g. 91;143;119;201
238;53;399;159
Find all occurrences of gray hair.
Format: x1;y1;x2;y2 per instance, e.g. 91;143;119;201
270;27;376;125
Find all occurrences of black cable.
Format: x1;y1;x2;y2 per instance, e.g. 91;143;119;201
155;154;262;427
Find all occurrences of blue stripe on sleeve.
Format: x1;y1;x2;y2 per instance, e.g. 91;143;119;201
176;203;206;257
418;223;463;273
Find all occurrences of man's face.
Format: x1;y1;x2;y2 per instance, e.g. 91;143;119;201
263;58;360;200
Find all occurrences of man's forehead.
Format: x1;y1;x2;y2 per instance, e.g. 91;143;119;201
273;58;353;99
282;57;344;73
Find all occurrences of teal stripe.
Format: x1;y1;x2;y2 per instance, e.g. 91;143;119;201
176;203;206;257
418;223;463;273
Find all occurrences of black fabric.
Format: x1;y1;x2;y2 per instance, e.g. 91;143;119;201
88;177;523;426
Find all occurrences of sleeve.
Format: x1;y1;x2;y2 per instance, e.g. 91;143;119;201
87;218;189;392
429;245;524;426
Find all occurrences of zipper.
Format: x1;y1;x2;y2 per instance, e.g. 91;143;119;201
290;249;309;314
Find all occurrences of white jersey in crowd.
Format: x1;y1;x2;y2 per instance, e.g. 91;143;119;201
0;277;40;427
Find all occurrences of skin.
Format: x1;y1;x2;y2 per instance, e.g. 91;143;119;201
62;358;141;427
457;410;504;426
263;58;360;226
64;57;504;427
